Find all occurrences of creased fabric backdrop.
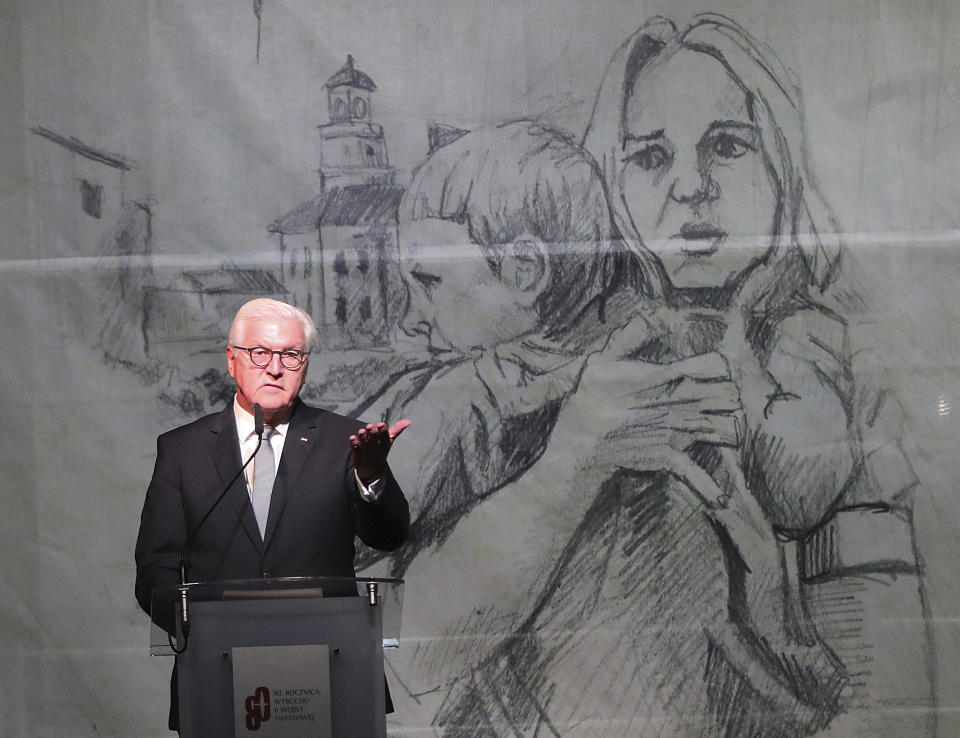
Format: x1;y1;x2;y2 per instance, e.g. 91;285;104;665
2;1;959;736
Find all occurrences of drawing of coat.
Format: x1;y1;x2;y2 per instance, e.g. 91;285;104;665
436;470;835;737
432;298;860;737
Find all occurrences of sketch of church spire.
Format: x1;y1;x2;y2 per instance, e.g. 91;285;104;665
325;54;377;93
318;55;395;191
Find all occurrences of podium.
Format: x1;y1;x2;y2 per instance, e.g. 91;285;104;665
150;576;403;737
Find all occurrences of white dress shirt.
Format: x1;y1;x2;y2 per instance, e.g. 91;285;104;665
232;397;383;503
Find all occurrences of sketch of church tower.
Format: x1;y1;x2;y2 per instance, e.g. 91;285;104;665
318;55;396;190
271;55;405;350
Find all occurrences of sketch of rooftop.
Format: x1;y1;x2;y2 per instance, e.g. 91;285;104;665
428;123;470;155
176;267;285;295
269;184;404;235
324;55;377;91
30;126;137;171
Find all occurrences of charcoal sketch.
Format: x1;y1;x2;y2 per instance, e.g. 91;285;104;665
93;55;411;419
356;14;934;737
76;13;937;737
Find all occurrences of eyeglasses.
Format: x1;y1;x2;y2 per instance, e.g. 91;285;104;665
232;345;308;370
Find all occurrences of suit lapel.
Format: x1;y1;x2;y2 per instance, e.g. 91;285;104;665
263;401;321;547
208;404;264;554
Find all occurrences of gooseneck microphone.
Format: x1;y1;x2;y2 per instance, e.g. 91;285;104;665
173;404;265;651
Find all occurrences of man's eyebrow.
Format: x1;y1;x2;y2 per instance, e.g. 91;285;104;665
622;129;665;147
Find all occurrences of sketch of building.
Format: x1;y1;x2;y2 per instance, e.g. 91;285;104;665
29;126;138;233
71;54;411;416
27;126;156;359
29;126;151;298
270;55;405;349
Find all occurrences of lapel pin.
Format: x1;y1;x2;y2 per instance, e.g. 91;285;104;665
300;437;309;443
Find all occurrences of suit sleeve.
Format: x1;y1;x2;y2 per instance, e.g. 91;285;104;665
134;432;188;627
348;462;410;552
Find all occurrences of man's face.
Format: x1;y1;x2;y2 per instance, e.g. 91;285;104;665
396;218;540;353
226;316;308;423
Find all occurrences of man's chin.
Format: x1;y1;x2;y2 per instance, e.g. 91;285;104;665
255;394;297;416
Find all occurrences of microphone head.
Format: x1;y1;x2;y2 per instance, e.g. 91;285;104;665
253;404;264;435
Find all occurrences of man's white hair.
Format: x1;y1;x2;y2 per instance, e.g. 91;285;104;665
228;298;318;350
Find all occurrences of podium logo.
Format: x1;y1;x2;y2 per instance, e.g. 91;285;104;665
245;686;271;730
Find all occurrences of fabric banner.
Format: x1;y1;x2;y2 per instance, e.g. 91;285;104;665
1;1;958;735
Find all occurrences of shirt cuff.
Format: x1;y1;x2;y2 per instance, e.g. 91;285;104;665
355;470;385;502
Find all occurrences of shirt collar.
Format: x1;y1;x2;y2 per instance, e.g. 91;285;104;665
232;396;290;443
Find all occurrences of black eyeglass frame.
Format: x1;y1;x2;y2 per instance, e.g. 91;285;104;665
231;345;309;370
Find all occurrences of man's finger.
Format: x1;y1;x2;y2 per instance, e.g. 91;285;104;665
389;418;411;441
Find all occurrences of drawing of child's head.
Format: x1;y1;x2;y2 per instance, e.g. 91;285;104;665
397;120;617;352
584;13;841;305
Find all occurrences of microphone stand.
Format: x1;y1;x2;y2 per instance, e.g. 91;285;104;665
170;404;265;653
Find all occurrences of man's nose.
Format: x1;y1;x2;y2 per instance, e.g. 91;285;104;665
265;352;285;374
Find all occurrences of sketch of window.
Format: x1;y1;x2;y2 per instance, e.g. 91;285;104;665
334;251;348;276
80;179;102;218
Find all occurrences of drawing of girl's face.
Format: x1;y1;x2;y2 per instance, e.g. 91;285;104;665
397;218;540;353
619;48;780;291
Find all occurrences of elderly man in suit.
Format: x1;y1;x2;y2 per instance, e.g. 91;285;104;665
135;297;410;732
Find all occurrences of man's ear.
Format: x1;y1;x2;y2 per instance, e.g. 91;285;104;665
504;236;550;305
225;345;237;380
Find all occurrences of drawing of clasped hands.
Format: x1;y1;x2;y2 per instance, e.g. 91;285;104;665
575;319;846;687
566;317;794;642
566;317;751;520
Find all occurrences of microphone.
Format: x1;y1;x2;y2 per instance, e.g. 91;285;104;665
175;403;265;647
254;403;264;437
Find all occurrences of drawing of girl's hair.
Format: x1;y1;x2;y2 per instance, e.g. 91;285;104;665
400;120;645;332
583;13;842;301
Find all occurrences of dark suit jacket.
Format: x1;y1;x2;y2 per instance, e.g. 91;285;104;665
134;398;409;729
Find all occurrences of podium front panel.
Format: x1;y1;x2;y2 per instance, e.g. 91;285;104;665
177;596;385;737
